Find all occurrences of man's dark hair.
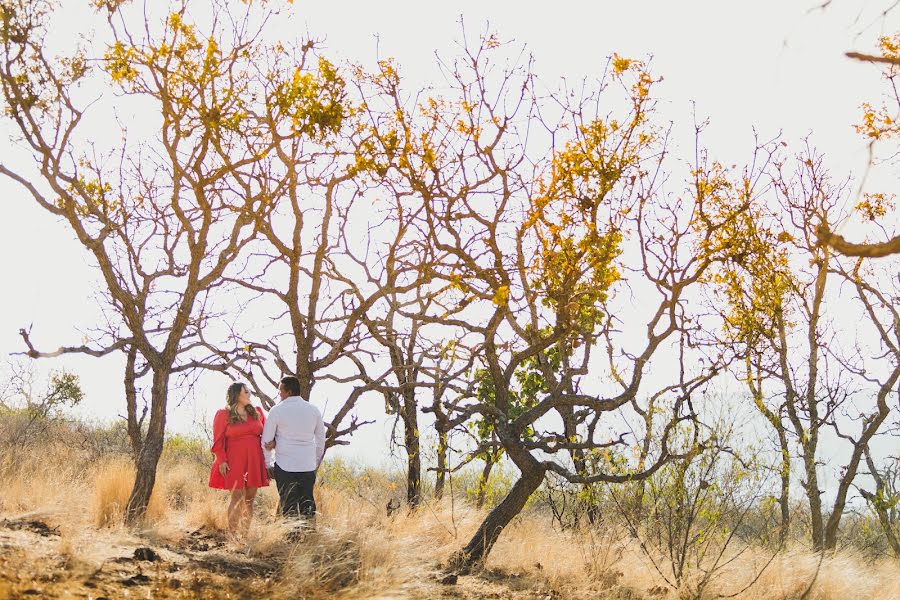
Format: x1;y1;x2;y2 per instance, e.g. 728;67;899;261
280;375;302;397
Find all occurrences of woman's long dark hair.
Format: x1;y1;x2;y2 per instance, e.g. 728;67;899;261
225;383;258;424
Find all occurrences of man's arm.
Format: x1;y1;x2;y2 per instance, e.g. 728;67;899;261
314;410;326;468
261;407;277;468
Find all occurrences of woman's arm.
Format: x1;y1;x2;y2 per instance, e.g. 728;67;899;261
261;406;276;466
211;410;229;465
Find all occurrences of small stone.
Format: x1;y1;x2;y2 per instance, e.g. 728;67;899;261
123;573;151;586
386;497;402;517
133;547;160;562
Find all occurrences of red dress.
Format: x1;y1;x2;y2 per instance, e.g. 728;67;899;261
209;407;270;490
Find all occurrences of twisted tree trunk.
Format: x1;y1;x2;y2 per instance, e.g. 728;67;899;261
448;462;547;572
403;390;422;507
124;368;169;524
435;428;448;501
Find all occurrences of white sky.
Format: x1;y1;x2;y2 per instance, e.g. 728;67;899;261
1;0;897;474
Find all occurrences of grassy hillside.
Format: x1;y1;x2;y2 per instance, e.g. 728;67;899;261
0;413;897;599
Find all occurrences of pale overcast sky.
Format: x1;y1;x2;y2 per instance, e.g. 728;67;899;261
1;0;896;470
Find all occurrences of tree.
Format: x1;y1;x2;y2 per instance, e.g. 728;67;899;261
816;224;900;258
708;139;795;543
181;41;388;455
360;35;748;570
607;419;772;598
824;253;900;549
423;338;472;501
365;283;456;508
467;353;551;509
0;362;83;446
812;38;900;258
0;0;340;522
859;445;900;557
352;152;476;508
714;143;900;550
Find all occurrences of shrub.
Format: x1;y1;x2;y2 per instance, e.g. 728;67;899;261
91;456;167;526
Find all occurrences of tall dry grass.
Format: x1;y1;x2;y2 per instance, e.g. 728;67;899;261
90;455;168;526
0;439;88;517
486;516;900;599
0;425;898;600
268;486;484;599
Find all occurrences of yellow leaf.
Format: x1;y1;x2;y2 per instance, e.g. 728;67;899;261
492;285;510;307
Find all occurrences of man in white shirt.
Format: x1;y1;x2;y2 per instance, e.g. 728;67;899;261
261;375;326;518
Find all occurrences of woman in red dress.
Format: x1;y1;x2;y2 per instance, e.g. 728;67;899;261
209;383;270;535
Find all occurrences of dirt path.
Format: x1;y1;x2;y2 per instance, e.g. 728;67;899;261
0;513;557;599
0;514;278;599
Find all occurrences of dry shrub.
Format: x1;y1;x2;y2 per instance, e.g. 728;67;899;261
496;531;900;600
570;523;632;591
243;518;293;556
274;523;437;599
725;549;900;600
160;462;206;510
0;441;88;517
268;488;483;599
486;512;599;598
183;479;280;533
90;456;167;527
279;528;363;597
254;484;280;518
184;488;228;531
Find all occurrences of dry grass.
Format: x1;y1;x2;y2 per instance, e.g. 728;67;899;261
184;489;230;531
0;437;898;600
0;441;86;515
738;550;900;600
269;489;484;599
90;455;168;527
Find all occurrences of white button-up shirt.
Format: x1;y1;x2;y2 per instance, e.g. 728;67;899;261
261;396;326;472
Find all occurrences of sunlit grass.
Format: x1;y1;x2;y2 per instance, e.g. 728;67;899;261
0;425;897;600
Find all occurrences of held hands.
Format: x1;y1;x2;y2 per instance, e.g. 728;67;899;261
262;439;275;478
218;462;229;477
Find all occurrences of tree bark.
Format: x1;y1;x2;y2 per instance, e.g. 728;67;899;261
124;368;168;524
776;430;791;545
802;448;825;550
559;404;593;524
817;224;900;258
296;358;314;402
403;390;421;507
124;346;144;460
448;463;546;572
475;455;495;509
823;401;893;550
435;427;448;501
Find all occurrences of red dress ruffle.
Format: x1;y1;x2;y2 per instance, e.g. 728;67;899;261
209;407;270;490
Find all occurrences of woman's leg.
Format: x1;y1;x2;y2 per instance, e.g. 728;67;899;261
241;487;258;534
227;488;246;534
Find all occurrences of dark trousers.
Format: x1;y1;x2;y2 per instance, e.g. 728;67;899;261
274;464;317;518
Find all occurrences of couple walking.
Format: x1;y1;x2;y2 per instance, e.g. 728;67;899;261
208;376;326;535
